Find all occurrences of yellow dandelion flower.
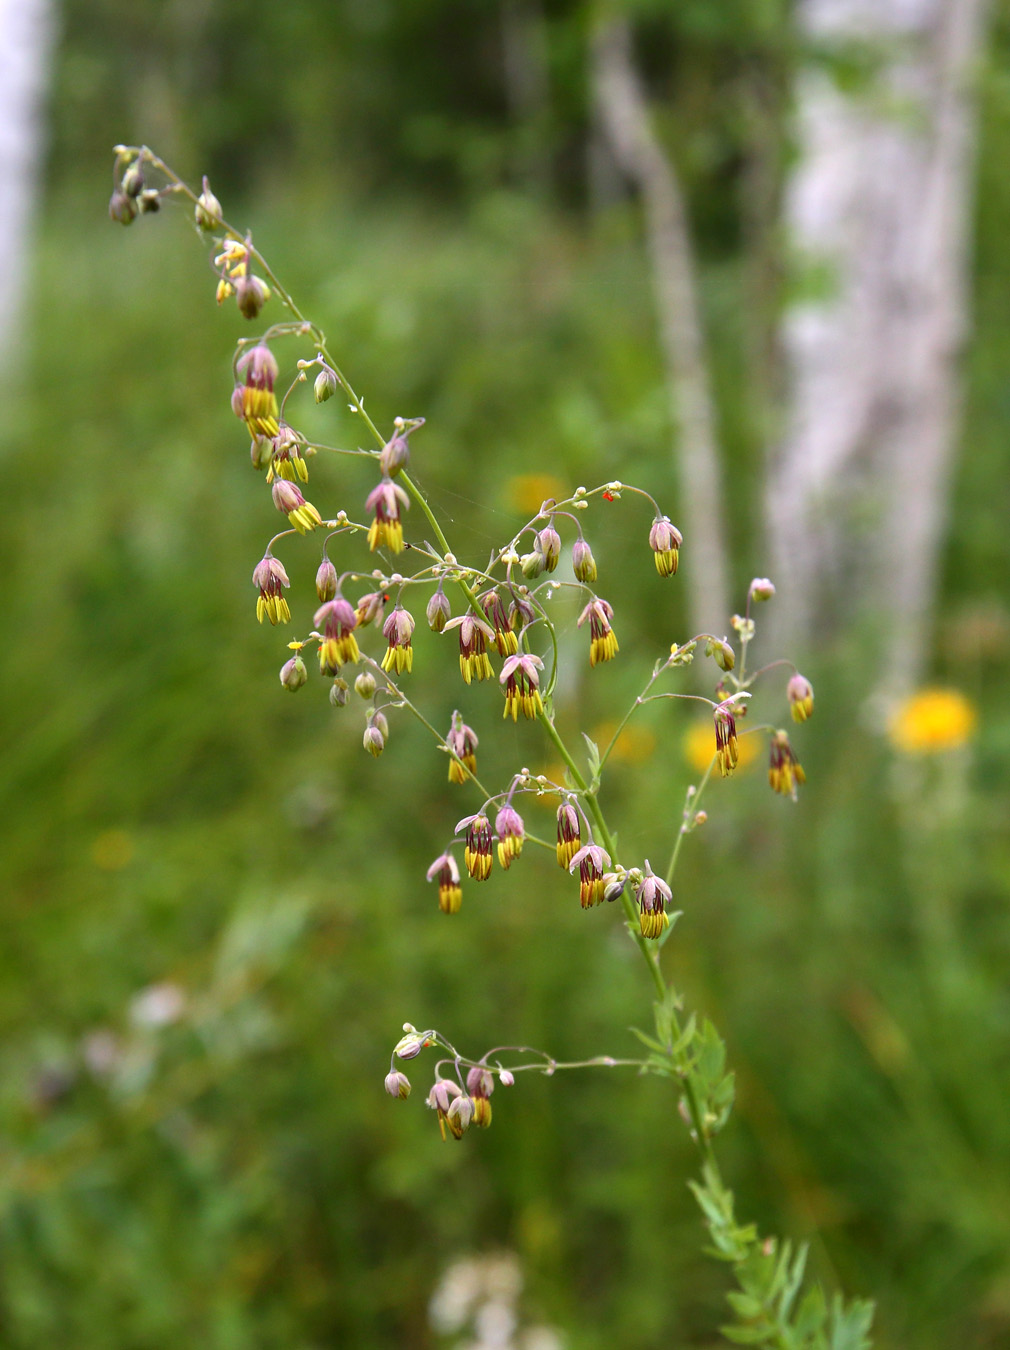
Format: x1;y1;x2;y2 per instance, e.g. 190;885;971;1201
887;687;977;754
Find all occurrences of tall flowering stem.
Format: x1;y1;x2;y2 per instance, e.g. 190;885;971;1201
109;146;872;1350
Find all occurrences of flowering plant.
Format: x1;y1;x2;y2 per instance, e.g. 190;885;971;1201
110;144;874;1349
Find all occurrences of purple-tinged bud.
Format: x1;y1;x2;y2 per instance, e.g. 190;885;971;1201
520;551;545;580
706;637;735;672
379;434;410;478
316;558;338;602
649;516;682;577
395;1026;427;1060
108;189;137;225
194;176;222;230
372;711;389;741
571;537;598;584
536;524;562;573
384;1070;411;1099
363;724;385;757
694;810;708;826
279;655;307;691
427;586;451;633
494;805;525;870
499;1069;515;1088
602;872;626;903
446;1094;473;1139
329;678;349;707
508;590;536;632
787;674;814;723
355;671;377;699
237;343;279;390
750;577;775;602
467;1065;495;1098
235;273;269;320
314;365;338;403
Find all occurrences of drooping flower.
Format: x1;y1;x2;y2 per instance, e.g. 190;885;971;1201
636;860;672;940
446;713;478;785
272;478;322;534
768;730;806;798
279;654;307;691
381;605;415;675
314;596;360;673
268;423;309;484
233;343;280;439
384;1070;411;1099
458;812;493;881
466;1064;493;1128
536;523;562;573
577;598;619;667
556;802;581;869
315;558;338;603
569;842;611;908
252;554;290;625
499;652;544;721
714;705;739;777
365;477;410;553
495;805;525;870
649;516;682;577
426;852;463;914
479;588;518;656
427;1078;463;1141
787;674;814;723
508;590;536;633
445;612;496;684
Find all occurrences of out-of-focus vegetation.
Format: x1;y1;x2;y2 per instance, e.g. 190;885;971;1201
2;2;1010;1346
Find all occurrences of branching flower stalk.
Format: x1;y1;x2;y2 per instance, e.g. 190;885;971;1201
110;146;873;1349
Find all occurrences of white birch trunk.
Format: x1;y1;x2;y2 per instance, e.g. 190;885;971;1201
767;0;989;692
591;17;730;637
0;0;57;367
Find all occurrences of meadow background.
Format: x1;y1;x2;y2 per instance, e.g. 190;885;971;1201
2;2;1009;1346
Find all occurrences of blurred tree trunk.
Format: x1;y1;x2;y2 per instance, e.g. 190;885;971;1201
766;0;990;691
0;0;56;368
591;16;730;637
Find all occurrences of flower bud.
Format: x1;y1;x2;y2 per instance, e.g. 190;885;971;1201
445;1094;473;1139
355;671;377;699
194;177;222;230
750;577;776;602
536;524;562;573
250;436;273;470
571;537;597;583
329;678;349;707
706;638;735;672
520;551;545;580
363;725;385;757
379;434;410;478
315;558;338;602
121;161;144;198
279;655;307;691
384;1070;411;1099
426;586;451;633
314;366;338;403
499;1069;515;1087
787;674;814;723
108;190;137;225
372;711;389;741
394;1026;425;1060
235;274;269;320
